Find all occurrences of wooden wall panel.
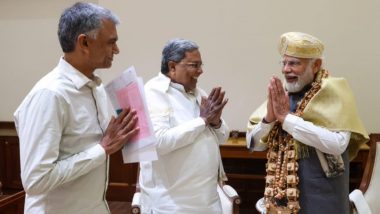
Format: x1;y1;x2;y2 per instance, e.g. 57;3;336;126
106;151;139;201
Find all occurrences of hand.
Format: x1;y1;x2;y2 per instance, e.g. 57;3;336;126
200;87;228;126
264;79;276;123
269;76;290;123
100;107;139;155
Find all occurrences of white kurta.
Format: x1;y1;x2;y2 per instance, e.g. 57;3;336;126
247;114;350;155
140;73;229;214
14;58;112;214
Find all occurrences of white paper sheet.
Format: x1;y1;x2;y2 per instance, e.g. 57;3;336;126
105;66;157;163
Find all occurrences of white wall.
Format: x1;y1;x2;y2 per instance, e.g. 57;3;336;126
1;0;379;133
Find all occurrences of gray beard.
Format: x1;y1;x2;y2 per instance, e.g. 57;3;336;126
285;66;314;93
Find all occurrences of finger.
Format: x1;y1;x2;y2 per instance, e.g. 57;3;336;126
118;123;138;142
122;127;140;142
214;98;228;112
269;86;278;105
214;90;225;105
275;77;285;94
273;77;285;95
221;98;228;108
109;116;116;124
125;112;138;127
121;109;136;127
208;88;217;102
269;82;276;98
266;81;274;102
269;78;277;95
126;115;139;129
270;76;277;85
208;88;217;100
271;77;281;95
267;84;272;100
211;87;221;102
116;107;131;124
218;98;228;108
109;124;139;152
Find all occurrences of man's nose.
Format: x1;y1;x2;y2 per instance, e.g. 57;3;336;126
282;64;292;74
113;43;120;54
196;66;203;75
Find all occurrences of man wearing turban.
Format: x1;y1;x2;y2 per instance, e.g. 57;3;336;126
247;32;369;213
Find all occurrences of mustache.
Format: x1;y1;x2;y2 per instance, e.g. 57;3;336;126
285;73;299;78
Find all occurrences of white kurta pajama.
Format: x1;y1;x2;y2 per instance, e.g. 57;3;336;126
140;73;229;214
14;58;112;214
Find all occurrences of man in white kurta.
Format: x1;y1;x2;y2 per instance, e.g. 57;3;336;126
13;3;139;213
140;39;229;213
15;58;112;213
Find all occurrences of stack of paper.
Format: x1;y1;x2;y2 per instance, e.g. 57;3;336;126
105;66;157;163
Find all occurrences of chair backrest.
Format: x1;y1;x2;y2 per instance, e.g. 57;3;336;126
360;134;380;213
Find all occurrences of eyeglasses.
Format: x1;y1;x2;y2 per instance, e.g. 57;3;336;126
180;62;204;71
279;60;302;68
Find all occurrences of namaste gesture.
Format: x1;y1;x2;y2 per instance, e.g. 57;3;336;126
264;76;290;124
200;87;228;127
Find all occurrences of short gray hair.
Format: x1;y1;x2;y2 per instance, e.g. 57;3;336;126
161;38;199;74
58;2;120;53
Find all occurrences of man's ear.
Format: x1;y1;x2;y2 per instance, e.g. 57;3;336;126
168;61;176;72
77;34;89;52
313;58;322;74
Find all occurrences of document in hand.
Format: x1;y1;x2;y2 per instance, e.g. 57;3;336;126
105;66;157;163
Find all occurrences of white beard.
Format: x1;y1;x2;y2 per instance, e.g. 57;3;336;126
285;66;315;93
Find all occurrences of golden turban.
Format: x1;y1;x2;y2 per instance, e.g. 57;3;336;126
278;32;324;58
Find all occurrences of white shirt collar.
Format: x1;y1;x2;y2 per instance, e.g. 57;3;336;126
156;72;197;96
58;57;102;89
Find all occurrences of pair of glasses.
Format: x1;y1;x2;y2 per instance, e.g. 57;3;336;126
181;62;203;71
279;60;302;68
